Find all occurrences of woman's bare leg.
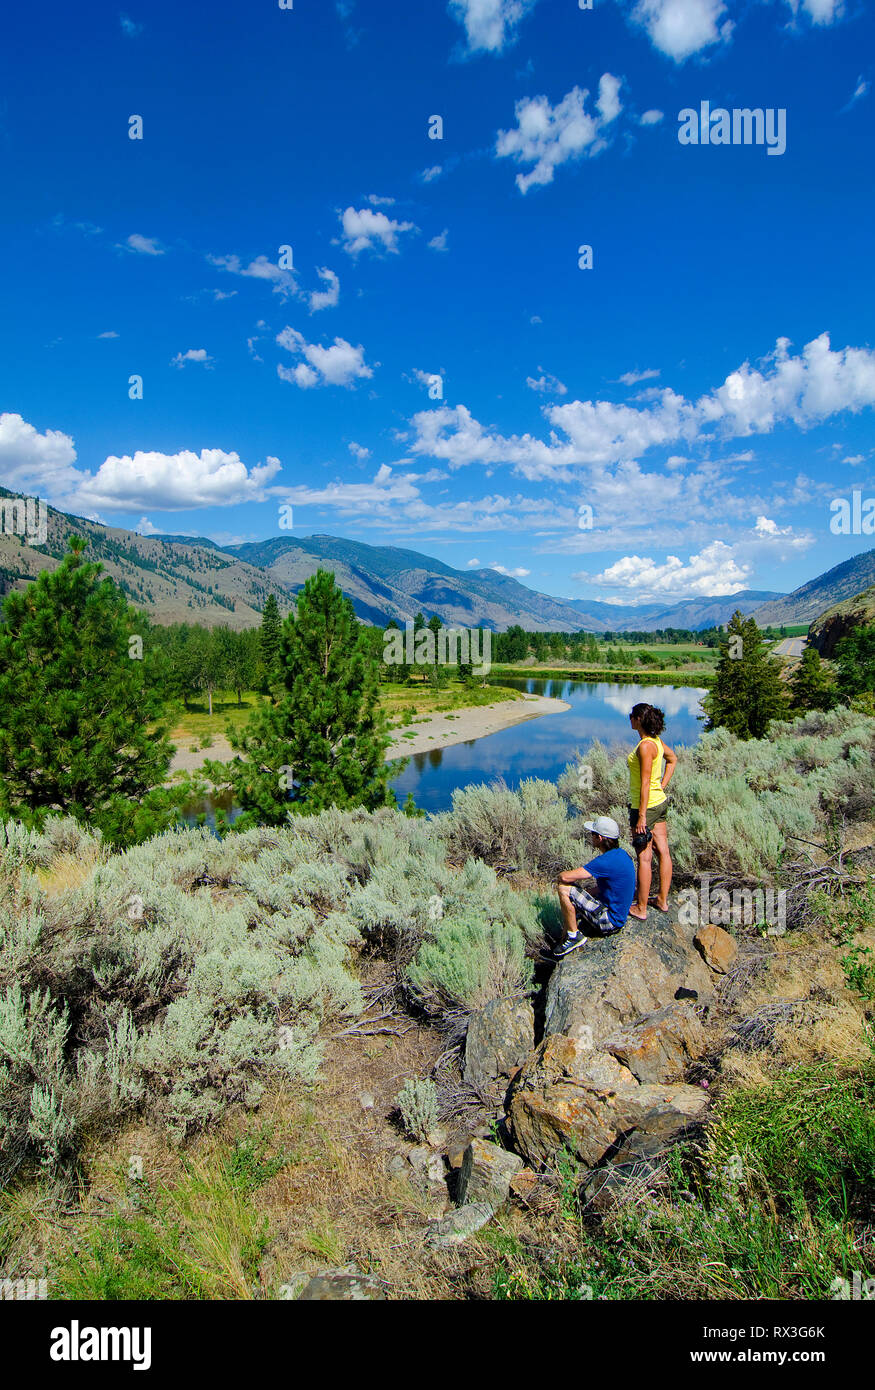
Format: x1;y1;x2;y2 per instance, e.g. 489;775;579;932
630;842;653;919
651;822;672;909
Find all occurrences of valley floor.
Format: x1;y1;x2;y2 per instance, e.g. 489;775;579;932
168;692;571;776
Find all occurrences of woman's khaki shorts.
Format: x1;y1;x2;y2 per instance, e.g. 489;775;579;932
628;797;669;830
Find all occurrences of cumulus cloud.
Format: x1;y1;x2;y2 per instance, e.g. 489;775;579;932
526;369;567;396
784;0;844;25
208;252;298;301
124;233;164;256
448;0;537;53
466;558;482;567
338;206;417;256
307;267;340;313
410;334;875;477
584;541;750;596
171;348;213;369
367;193;395;205
77;450;282;512
629;0;733;62
276;327;375;388
490;562;531;578
0;413;80;496
754;515;792;536
495;77;623;193
639;109;664;125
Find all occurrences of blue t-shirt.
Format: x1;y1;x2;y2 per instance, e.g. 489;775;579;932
583;847;636;930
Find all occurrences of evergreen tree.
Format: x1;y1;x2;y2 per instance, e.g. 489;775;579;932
259;593;283;693
834;624;875;701
212;569;394;824
705;610;789;739
789;646;838;713
0;537;174;843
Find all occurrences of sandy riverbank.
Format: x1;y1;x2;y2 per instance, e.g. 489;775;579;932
168;692;570;777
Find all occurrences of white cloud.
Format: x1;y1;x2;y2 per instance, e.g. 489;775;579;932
618;367;660;386
754;515;792;537
0;413;80;495
124;233;164;256
411;368;444;391
495;78;623;193
844;454;865;465
98;331;119;339
212;289;237;301
77;450;282;512
276;327;375;388
420;165;443;182
120;15;144;37
585;541;750;596
349;441;370;460
526;369;567;396
338;206;416;256
307;267;340;313
367;193;396;205
530;315;542;324
208;252;297;301
845;75;870;108
410;334;875;477
428;229;449;252
171;348;213;369
247;336;263;363
629;0;733;62
134;516;158;534
466;558;481;567
785;0;844;25
449;0;537;53
639;109;664;125
490;562;531;578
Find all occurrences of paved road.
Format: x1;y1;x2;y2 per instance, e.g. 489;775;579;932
773;637;806;658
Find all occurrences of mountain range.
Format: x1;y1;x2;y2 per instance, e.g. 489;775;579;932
1;487;872;635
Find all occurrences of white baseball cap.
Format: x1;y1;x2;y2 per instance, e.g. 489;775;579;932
584;815;621;839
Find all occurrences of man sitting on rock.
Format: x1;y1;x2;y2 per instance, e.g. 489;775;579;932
553;816;637;958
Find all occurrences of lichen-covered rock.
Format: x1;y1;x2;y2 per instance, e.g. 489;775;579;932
507;1032;709;1168
426;1202;494;1247
455;1137;524;1208
297;1272;386;1300
464;997;535;1090
604;1002;706;1084
694;924;738;974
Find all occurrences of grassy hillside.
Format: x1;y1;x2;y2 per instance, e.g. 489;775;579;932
809;584;875;658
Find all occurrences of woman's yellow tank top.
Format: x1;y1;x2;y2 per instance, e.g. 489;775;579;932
628;736;667;808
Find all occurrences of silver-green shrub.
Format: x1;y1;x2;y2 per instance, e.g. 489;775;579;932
396;1076;439;1142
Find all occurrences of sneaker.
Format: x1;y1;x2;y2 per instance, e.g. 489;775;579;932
553;932;586;958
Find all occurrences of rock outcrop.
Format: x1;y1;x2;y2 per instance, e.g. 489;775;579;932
464;997;535;1091
507;1032;709;1169
543;911;714;1044
694;924;738;974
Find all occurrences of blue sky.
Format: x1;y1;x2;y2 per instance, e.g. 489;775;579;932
1;0;873;606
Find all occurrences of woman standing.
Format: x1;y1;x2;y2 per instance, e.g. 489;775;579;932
627;702;677;919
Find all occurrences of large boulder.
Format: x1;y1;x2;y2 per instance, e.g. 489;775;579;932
455;1137;525;1208
604;1001;706;1085
543;913;713;1045
507;1032;709;1169
463;997;535;1091
694;924;738;974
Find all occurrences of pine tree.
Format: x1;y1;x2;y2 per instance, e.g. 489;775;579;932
705;611;789;739
0;537;174;842
213;569;394;823
259;593;283;693
789;646;838;713
835;624;875;700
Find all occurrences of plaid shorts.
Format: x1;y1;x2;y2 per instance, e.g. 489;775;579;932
567;884;619;935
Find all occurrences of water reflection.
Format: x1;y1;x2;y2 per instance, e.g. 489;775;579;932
389;678;707;813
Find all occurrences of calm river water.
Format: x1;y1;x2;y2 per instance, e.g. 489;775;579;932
183;678;708;826
388;678;708;814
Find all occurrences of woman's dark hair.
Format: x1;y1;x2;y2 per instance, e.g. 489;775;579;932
631;702;665;737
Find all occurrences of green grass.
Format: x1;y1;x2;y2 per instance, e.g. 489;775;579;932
490;1062;875;1301
51;1127;296;1300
